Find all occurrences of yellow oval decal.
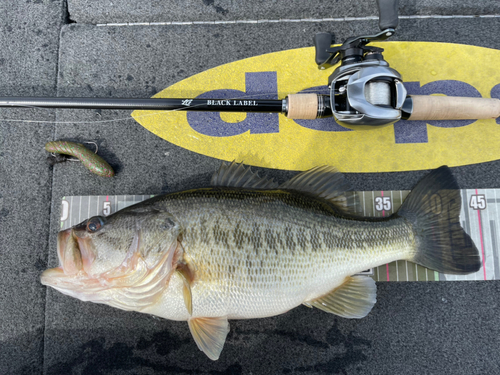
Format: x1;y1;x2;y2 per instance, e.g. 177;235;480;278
132;42;500;172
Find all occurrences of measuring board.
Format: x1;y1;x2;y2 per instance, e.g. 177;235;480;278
59;189;500;282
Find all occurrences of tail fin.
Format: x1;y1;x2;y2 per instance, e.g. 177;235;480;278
397;166;481;274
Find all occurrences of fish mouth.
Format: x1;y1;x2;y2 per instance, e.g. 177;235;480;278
41;228;91;287
40;267;65;287
56;228;84;275
40;229;76;288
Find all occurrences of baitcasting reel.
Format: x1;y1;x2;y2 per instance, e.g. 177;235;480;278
313;0;408;129
291;0;498;128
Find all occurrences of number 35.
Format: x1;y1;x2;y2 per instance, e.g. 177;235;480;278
375;196;391;211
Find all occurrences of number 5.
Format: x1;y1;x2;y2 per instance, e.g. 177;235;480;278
375;196;391;212
103;201;111;216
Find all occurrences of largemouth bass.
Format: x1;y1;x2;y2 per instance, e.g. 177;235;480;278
41;162;481;360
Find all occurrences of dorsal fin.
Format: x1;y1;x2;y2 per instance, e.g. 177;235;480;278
211;161;278;189
279;166;360;214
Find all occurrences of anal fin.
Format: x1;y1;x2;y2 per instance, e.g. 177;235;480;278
306;276;377;319
188;316;230;361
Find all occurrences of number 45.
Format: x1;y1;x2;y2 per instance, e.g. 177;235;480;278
469;195;486;210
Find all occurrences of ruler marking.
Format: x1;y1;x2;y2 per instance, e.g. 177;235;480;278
391;191;400;282
372;191;375;216
465;191;477;281
491;221;499;280
353;191;357;214
461;220;467;281
381;190;385;217
87;195;91;222
69;196;74;229
462;190;472;238
400;191;410;281
484;191;493;280
378;190;390;281
362;191;366;217
494;189;500;278
475;189;487;280
78;196;82;226
462;190;472;249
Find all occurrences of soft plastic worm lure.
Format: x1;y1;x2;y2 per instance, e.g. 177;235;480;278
45;141;115;177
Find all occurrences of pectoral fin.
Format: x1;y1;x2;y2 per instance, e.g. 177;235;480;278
176;267;193;315
305;276;377;319
188;316;230;361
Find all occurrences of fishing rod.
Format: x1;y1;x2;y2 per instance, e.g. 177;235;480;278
1;0;499;129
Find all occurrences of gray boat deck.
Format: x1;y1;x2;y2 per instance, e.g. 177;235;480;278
1;1;500;373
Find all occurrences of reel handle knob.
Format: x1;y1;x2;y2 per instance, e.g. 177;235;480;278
377;0;400;30
313;33;335;67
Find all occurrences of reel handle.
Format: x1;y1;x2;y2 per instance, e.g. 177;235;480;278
313;33;335;67
408;96;500;121
376;0;400;30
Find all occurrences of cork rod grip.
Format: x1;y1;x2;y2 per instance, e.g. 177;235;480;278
409;95;500;121
286;94;318;120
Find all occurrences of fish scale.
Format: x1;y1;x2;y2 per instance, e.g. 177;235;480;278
142;188;415;320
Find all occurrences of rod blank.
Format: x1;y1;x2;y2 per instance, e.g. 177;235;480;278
0;97;285;113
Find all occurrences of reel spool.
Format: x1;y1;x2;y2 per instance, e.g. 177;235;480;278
328;61;407;129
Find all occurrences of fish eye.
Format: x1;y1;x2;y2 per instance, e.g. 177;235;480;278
86;216;105;233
